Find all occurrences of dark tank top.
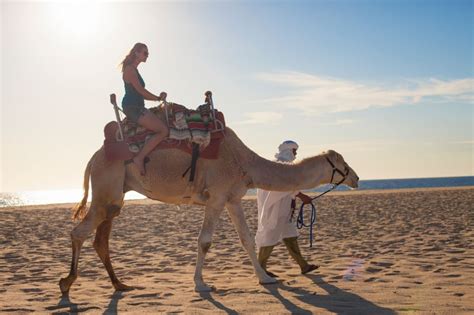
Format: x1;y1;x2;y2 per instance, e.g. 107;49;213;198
122;68;145;108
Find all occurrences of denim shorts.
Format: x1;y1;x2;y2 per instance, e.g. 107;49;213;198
123;105;146;123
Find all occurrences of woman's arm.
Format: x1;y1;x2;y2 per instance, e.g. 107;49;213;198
123;66;160;101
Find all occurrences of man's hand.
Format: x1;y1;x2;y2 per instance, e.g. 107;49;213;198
296;192;312;205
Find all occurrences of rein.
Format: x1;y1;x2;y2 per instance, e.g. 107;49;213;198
295;157;350;247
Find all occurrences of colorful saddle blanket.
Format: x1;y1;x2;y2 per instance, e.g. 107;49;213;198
104;103;226;161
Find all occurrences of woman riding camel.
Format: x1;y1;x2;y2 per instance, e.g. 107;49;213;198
120;42;168;175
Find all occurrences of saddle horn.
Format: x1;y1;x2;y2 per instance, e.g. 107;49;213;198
110;93;124;141
204;91;216;124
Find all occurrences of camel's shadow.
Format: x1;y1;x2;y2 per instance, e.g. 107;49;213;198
103;291;125;315
52;275;394;314
262;274;395;315
56;294;79;313
51;291;123;315
197;274;395;315
199;291;238;315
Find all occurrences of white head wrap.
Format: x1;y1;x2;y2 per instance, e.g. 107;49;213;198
275;140;299;162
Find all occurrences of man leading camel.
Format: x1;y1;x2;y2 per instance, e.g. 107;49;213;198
256;140;319;277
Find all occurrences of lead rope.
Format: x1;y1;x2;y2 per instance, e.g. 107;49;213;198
295;201;317;247
294;185;336;248
293;157;349;247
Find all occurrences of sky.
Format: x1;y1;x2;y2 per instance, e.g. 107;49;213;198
1;0;473;193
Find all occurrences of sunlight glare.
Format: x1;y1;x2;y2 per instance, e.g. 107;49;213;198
49;1;103;38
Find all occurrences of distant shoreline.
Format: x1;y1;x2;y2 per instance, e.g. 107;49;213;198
2;185;472;212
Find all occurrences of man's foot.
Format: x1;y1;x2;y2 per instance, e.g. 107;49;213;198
265;270;278;278
301;264;319;274
133;157;146;176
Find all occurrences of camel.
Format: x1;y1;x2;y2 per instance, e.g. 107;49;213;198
59;124;359;294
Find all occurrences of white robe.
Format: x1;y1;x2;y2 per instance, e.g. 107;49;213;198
255;189;299;249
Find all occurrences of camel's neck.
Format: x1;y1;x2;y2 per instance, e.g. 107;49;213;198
224;128;332;192
245;154;332;191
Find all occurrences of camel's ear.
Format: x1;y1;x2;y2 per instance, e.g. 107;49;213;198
326;149;338;160
327;149;344;163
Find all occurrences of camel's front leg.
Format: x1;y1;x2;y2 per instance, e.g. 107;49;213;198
93;218;133;291
194;203;224;292
226;201;277;285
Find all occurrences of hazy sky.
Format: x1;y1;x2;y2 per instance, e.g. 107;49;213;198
1;0;473;192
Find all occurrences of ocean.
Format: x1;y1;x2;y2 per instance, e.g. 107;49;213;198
1;176;473;208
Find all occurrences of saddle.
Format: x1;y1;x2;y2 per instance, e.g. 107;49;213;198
103;102;226;162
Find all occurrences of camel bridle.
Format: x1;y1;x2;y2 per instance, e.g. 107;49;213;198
326;157;350;187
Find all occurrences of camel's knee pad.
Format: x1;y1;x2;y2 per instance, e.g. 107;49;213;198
200;241;212;254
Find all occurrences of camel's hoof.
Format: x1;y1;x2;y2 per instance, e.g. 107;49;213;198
114;282;134;291
59;277;71;294
194;284;215;292
259;276;278;285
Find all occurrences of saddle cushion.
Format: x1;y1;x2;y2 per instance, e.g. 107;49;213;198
104;103;225;161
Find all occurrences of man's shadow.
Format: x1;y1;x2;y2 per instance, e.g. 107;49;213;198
264;274;396;315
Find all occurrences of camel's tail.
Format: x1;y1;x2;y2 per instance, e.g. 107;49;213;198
72;156;93;221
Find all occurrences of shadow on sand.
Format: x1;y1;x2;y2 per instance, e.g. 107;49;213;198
199;291;238;315
263;274;396;315
52;275;394;314
103;291;125;315
49;294;99;313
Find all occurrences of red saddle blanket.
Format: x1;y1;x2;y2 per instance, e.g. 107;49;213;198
103;106;226;161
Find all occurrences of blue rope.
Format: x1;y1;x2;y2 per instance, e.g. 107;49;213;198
296;202;317;247
292;159;348;248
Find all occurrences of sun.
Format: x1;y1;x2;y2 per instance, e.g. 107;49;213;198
48;1;103;38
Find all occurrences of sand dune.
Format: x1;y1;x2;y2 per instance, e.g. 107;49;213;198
0;187;473;314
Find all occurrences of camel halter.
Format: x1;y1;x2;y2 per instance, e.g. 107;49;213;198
294;157;350;247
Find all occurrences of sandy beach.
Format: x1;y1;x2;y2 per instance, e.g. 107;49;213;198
1;187;473;314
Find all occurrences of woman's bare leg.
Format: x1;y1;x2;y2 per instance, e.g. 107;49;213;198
134;110;168;175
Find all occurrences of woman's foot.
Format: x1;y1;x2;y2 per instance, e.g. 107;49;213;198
133;156;146;175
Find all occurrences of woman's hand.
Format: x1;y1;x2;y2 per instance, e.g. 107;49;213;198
159;92;167;101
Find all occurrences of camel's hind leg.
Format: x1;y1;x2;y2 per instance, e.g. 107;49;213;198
60;149;125;295
225;200;276;285
59;202;106;294
194;200;225;292
93;214;133;291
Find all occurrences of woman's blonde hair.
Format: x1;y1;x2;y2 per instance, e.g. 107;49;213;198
120;42;148;72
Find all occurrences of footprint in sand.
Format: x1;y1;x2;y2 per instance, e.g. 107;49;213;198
364;277;377;282
366;266;383;273
2;308;34;313
21;288;43;293
370;261;394;268
128;301;164;307
131;293;161;299
27;297;50;302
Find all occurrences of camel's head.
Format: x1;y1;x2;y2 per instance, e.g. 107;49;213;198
324;150;359;189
